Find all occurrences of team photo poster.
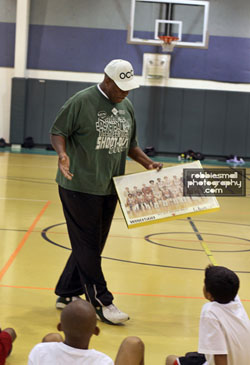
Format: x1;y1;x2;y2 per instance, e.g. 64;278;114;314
113;161;220;228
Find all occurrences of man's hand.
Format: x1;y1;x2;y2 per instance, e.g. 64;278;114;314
50;135;73;180
147;161;163;171
58;153;74;180
128;146;163;171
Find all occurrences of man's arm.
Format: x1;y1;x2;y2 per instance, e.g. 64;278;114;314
214;354;227;365
128;146;163;170
50;134;74;180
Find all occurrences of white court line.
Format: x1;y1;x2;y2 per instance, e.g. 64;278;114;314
0;197;48;202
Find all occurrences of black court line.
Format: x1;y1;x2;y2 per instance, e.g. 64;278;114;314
41;224;71;250
102;256;250;274
145;232;250;252
40;222;250;274
0;228;28;233
0;176;55;181
2;226;249;254
0;177;55;185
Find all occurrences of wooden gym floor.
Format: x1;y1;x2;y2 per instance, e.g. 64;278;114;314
0;150;249;364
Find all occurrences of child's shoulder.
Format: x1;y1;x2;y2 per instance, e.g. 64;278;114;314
201;300;218;315
201;296;244;317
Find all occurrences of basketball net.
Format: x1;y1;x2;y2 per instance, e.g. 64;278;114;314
159;36;179;53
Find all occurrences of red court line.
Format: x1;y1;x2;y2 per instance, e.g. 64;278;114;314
113;291;205;300
0;284;249;302
113;292;248;302
0;201;51;281
0;284;204;299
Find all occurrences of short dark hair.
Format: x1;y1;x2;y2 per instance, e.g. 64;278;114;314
204;265;239;304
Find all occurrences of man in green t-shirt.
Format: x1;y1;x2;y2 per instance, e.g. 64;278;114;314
50;59;162;325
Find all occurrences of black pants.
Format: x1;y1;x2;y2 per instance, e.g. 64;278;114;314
55;186;117;307
179;352;206;365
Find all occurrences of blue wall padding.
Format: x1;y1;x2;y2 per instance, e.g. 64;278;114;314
26;25;250;83
171;35;250;82
27;25;157;74
1;21;250;83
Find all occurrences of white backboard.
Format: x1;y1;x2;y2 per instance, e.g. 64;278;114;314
127;0;210;49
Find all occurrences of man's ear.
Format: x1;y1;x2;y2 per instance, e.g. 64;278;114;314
57;323;62;332
93;326;100;336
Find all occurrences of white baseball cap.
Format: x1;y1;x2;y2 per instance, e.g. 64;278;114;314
104;59;139;91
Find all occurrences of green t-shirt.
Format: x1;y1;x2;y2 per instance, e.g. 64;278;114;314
50;85;138;195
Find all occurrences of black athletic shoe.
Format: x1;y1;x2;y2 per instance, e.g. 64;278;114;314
56;296;80;309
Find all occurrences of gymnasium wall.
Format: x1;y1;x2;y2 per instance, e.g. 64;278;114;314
10;78;250;157
2;0;250;81
0;0;16;141
0;0;250;82
1;0;250;154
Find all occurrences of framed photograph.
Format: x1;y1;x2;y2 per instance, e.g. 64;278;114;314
113;161;220;229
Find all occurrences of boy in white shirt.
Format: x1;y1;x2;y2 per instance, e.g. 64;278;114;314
28;299;144;365
166;265;250;365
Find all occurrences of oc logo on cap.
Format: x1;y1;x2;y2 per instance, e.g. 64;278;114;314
119;70;134;80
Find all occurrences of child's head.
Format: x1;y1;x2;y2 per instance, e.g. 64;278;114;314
204;265;239;304
58;299;99;346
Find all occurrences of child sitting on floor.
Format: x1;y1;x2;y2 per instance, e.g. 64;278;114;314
0;326;17;365
28;298;144;365
166;265;250;365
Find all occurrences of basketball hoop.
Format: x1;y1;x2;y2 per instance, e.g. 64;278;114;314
159;36;179;52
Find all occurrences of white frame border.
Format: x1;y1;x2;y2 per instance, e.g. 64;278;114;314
154;19;183;43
